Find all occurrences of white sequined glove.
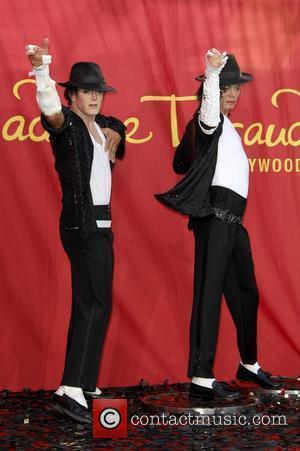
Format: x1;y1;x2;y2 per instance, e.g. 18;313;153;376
199;50;228;134
26;44;61;116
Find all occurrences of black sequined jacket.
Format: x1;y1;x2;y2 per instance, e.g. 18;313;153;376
41;106;126;239
155;110;224;222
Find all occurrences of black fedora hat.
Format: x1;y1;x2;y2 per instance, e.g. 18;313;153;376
196;54;253;85
58;62;116;92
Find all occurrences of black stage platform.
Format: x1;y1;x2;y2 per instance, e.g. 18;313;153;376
0;378;299;449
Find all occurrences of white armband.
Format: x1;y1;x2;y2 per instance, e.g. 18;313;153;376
27;53;62;116
199;51;227;134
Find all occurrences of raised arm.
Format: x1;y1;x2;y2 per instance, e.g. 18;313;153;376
25;38;64;129
198;48;227;134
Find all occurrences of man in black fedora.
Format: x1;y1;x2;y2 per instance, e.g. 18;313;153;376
26;38;126;423
156;48;282;400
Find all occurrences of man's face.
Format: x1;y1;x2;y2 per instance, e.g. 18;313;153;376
220;84;241;115
72;89;104;117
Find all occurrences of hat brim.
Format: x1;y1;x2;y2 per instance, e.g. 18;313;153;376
58;81;116;93
195;72;253;85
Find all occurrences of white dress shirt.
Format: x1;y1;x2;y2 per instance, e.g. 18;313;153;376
211;114;249;198
89;123;112;228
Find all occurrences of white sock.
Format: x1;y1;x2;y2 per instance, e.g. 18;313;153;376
55;386;65;396
241;361;260;375
55;385;88;408
192;377;216;389
84;387;102;396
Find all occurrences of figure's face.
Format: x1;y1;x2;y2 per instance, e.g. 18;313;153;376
72;89;104;117
220;84;241;115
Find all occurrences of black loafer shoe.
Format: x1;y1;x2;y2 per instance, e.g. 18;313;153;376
51;394;92;424
236;365;282;389
189;381;241;400
83;389;102;399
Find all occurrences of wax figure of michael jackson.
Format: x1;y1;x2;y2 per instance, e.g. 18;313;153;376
156;48;282;400
26;39;126;422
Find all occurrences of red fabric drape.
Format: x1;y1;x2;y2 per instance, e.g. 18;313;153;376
0;0;299;390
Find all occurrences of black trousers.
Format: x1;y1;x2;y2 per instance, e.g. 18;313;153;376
59;228;113;391
188;186;259;378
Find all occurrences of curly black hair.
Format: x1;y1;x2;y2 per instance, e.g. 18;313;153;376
64;87;79;106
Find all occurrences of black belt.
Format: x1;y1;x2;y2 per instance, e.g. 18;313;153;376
212;207;242;224
93;204;111;221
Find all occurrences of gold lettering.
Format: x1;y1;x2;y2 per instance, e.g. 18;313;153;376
233;122;244;130
141;95;196;147
244;123;264;146
28;117;49;142
258;159;270;172
123;117;153;144
13;78;36;100
284;159;293;173
265;124;288;147
9;78;49;142
287;122;300;146
271;88;300;108
248;158;256;172
2;82;300;151
272;158;281;172
296;159;300;172
2;116;29;141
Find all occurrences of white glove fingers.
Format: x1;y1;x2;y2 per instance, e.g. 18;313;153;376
25;44;37;55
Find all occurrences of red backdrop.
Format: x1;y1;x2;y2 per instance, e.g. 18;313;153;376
0;0;299;391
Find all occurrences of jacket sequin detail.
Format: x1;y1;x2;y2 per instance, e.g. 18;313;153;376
155;110;224;220
41;106;126;238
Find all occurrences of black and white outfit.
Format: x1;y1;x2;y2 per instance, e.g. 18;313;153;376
26;52;126;421
187;118;258;379
42;106;125;398
156;53;281;397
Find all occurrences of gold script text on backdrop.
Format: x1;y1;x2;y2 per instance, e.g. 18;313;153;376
1;79;300;148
